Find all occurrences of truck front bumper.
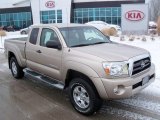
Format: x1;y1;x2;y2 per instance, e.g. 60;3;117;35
100;64;155;100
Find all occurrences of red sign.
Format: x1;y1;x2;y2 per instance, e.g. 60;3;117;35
125;10;145;21
45;1;55;8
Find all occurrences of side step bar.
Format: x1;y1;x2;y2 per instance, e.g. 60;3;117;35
24;68;64;90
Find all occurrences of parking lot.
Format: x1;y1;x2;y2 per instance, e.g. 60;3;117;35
0;53;160;120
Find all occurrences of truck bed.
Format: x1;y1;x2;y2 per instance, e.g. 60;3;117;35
5;36;27;41
4;37;28;68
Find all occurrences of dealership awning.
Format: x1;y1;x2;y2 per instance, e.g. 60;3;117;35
13;0;30;6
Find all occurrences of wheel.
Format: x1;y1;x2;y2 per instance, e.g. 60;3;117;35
69;78;102;115
10;57;24;79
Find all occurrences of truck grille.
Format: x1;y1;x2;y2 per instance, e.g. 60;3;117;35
132;57;151;75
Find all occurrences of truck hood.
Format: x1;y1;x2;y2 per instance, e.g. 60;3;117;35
72;43;148;61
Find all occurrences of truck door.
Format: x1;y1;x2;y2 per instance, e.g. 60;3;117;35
35;28;62;80
26;28;42;71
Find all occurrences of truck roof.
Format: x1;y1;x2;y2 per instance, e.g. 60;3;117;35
31;23;90;28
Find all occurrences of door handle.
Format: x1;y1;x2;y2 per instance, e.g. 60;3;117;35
36;50;42;53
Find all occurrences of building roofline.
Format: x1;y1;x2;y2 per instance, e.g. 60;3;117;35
13;0;30;6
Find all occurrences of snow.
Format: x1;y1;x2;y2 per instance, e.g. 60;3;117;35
116;94;160;113
100;106;157;120
149;21;157;27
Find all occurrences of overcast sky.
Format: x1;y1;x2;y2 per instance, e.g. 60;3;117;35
146;0;151;3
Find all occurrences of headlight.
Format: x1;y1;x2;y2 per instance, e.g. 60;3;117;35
102;62;129;77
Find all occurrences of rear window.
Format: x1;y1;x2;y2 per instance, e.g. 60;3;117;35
29;28;39;45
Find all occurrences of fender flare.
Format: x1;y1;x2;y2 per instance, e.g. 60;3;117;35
7;44;24;68
63;61;108;99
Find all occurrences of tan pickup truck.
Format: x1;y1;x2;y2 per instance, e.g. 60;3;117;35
4;24;155;115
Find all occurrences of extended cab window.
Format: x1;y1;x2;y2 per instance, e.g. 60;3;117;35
40;28;59;47
29;28;39;45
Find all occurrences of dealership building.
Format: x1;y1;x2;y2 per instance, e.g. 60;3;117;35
0;0;145;29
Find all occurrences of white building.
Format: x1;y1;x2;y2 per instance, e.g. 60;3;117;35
0;0;145;29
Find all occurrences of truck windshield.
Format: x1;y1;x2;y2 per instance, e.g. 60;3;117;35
59;26;110;47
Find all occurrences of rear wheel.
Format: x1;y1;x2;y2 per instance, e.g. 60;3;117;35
69;78;102;115
10;57;24;79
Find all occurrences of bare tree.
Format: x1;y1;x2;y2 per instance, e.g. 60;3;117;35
149;0;160;21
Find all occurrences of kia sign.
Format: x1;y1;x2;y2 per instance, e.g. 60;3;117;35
125;10;145;21
45;1;55;8
121;4;149;35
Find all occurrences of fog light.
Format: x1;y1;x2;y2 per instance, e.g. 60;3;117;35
113;85;125;95
113;87;119;94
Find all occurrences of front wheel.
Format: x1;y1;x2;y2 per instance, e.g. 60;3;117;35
10;57;24;79
69;78;102;115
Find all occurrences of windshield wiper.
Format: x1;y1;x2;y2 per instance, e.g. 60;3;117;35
71;42;108;47
90;42;108;45
71;44;91;47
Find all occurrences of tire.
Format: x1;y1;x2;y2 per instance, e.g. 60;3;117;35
69;78;102;115
10;57;24;79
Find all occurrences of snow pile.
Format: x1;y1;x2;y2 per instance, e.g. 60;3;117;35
149;21;157;28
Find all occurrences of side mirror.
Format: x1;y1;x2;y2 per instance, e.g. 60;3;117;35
46;41;62;50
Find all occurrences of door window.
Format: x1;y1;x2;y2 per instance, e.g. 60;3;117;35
40;28;59;47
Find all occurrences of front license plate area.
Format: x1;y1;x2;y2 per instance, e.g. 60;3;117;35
142;76;150;86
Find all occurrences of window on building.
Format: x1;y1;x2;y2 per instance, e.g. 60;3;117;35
40;10;62;24
0;12;32;29
57;10;62;23
73;7;121;26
